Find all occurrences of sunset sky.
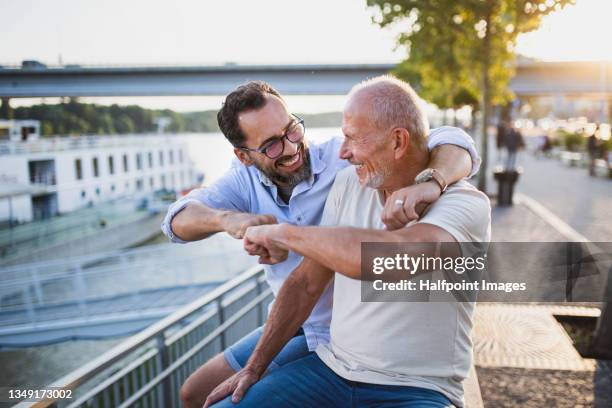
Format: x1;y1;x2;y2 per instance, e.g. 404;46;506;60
2;0;610;111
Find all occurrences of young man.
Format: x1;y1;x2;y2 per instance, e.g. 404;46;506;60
161;80;480;408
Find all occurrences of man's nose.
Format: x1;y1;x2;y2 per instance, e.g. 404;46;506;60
283;137;299;155
339;142;351;160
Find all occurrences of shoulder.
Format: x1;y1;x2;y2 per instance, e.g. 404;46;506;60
215;159;251;184
323;166;359;210
314;136;342;152
438;181;490;208
419;181;491;242
332;165;359;191
310;137;347;169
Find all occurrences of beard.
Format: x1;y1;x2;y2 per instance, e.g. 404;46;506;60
253;142;312;188
362;170;385;189
350;160;391;189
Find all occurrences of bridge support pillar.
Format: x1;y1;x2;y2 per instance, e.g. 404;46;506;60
599;98;609;124
0;97;12;119
552;94;565;117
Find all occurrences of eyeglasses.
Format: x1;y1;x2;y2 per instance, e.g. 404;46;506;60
239;115;305;159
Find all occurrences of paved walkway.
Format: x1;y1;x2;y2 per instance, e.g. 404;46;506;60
470;197;612;405
485;140;611;242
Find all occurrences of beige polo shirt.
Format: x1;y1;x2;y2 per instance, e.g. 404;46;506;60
315;167;491;407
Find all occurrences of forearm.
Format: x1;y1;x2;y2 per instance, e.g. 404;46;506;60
272;225;392;279
271;224;457;280
428;144;472;184
245;260;329;376
170;202;230;241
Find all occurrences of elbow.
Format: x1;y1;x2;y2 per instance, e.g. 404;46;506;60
460;153;472;179
170;215;191;241
171;211;210;242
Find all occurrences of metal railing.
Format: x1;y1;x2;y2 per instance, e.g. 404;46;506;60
0;134;192;156
0;235;256;347
13;265;271;408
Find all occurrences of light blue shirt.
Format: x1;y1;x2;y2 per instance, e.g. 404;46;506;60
161;126;480;350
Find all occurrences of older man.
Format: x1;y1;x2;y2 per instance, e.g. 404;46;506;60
162;81;480;408
205;76;491;408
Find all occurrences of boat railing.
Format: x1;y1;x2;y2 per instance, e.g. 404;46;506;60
12;264;271;408
0;133;193;156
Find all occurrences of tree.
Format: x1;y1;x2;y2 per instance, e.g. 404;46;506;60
368;0;575;191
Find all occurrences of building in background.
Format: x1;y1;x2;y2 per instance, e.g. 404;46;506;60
0;119;40;142
0;133;196;224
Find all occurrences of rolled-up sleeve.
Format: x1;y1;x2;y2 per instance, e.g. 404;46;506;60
161;166;250;243
427;126;481;177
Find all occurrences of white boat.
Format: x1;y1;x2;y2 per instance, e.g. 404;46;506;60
0;126;198;265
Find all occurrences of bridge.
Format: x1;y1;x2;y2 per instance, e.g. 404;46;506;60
1;60;611;98
0;63;395;98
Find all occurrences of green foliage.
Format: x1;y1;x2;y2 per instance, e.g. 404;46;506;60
452;87;479;110
556;130;585;152
12;100;221;136
367;0;575;189
368;0;574;109
598;137;612;154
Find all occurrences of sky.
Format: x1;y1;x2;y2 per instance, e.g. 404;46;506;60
2;0;611;112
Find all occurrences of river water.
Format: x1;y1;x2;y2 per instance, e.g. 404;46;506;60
0;129;340;394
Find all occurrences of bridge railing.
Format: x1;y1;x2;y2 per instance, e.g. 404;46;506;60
13;264;271;408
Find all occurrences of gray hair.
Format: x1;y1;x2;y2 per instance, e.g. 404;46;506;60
347;75;429;149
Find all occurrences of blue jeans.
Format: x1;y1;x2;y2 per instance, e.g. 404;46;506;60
212;353;454;408
223;326;310;372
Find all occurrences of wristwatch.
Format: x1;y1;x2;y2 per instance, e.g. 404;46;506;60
414;168;447;193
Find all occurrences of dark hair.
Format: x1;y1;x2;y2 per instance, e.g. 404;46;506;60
217;81;282;147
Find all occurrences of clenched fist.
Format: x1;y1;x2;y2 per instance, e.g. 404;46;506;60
221;212;277;239
243;224;289;265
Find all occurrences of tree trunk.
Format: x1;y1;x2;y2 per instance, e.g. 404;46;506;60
0;97;12;120
477;7;493;193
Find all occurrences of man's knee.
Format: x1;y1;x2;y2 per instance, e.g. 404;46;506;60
180;353;235;407
180;374;205;407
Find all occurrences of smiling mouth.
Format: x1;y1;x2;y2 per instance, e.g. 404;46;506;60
276;146;303;169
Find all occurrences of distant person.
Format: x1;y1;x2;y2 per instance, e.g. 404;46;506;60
161;80;481;408
504;124;524;171
588;125;601;176
542;133;552;156
496;120;508;164
535;132;552;159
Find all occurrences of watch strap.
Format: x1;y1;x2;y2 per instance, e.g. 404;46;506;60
430;169;448;193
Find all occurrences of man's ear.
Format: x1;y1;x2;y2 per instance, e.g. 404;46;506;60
392;128;411;159
233;148;254;166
